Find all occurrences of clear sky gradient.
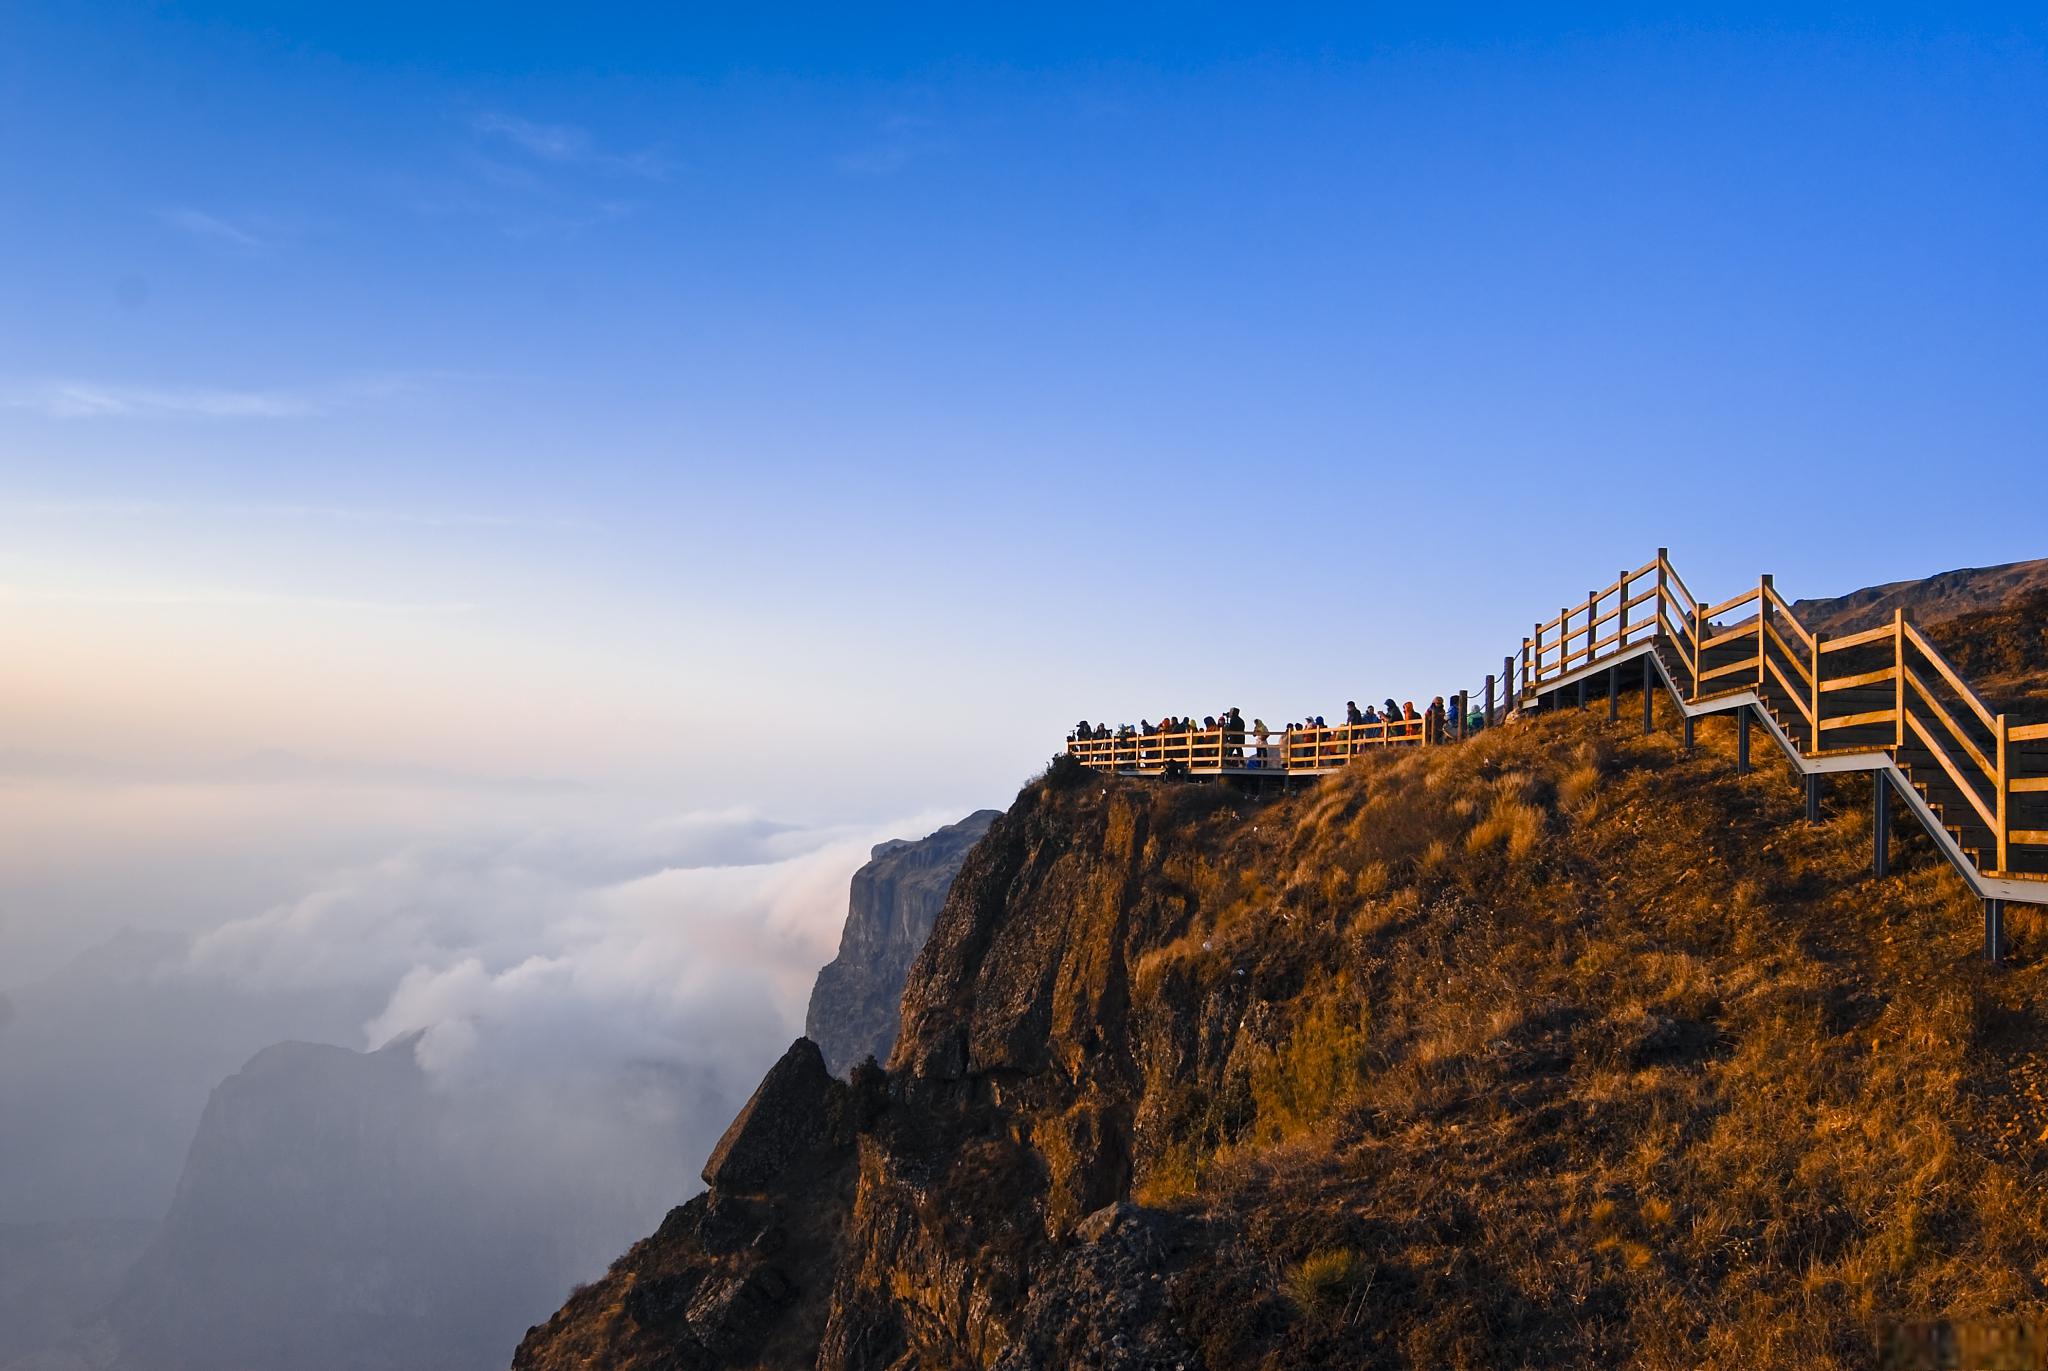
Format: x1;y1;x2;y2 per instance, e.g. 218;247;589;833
4;4;2045;851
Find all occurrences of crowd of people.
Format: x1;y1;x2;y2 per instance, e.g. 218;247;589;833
1069;693;1478;761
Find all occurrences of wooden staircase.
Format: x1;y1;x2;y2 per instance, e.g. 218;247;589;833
1514;551;2048;940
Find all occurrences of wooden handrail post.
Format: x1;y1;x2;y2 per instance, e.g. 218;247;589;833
1585;591;1597;666
1655;549;1669;639
1894;608;1907;750
1485;674;1495;728
1691;607;1704;699
1810;631;1822;754
1758;575;1772;687
1529;627;1540;690
1618;569;1629;644
1504;654;1515;716
1997;713;2010;875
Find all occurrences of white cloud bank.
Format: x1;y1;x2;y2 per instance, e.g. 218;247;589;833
182;805;959;1091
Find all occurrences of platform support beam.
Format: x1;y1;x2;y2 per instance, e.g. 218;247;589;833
1805;773;1821;824
1874;772;1891;879
1985;899;2005;965
1736;708;1750;775
1642;655;1655;735
1607;665;1618;721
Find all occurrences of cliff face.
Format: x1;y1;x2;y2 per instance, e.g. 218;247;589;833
805;811;999;1078
519;657;2048;1368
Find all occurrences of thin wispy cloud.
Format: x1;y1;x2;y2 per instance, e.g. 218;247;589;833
0;746;577;793
3;373;428;421
837;114;940;177
7;383;313;419
0;585;476;615
470;111;584;162
158;207;268;251
0;498;587;532
468;110;673;182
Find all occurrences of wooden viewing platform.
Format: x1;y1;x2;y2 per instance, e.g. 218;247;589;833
1066;715;1429;777
1067;548;2048;960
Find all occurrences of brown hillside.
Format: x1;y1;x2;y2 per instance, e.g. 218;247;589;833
1919;587;2048;718
1790;556;2048;638
516;684;2048;1370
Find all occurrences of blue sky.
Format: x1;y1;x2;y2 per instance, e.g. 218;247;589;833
2;4;2044;844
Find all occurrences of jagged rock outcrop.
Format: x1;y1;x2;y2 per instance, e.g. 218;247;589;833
513;1041;881;1371
805;811;998;1078
700;1039;847;1194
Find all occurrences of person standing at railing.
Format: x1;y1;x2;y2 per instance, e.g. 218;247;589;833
1424;696;1447;744
1346;700;1364;726
1252;718;1272;768
1224;706;1246;762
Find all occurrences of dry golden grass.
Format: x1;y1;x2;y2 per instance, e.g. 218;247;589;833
1112;696;2048;1368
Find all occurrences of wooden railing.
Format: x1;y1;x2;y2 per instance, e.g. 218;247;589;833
1067;716;1429;775
1513;550;2048;882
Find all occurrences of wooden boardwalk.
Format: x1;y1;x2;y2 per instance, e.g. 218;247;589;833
1067;549;2047;959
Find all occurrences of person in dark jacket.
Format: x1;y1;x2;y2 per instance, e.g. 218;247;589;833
1423;695;1447;744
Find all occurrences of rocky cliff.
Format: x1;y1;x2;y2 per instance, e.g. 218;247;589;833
805;811;999;1078
516;675;2048;1368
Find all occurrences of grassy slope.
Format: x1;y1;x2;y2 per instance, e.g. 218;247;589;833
1099;696;2047;1368
1922;586;2048;717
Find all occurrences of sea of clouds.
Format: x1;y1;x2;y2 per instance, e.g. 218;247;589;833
0;788;959;1227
